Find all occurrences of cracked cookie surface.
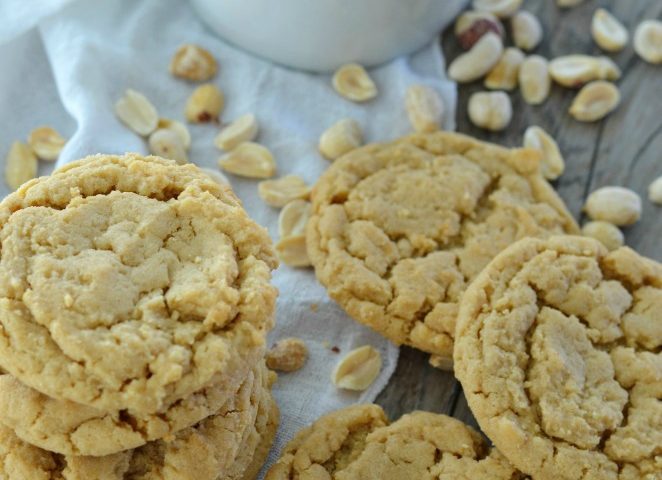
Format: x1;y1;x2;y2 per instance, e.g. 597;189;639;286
265;404;524;479
306;132;578;364
0;154;278;415
0;362;279;480
454;235;662;480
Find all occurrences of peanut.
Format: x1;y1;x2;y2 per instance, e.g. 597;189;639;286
584;186;641;226
557;0;584;7
648;176;662;205
27;126;66;162
467;91;512;131
319;119;363;160
4;142;37;190
214;114;259;151
448;32;503;83
581;221;624;251
114;89;158;136
519;55;551;105
455;11;504;50
218;142;276;178
633;19;662;64
275;235;311;267
148;128;188;164
485;47;525;90
200;167;230;185
472;0;522;18
331;345;382;391
332;64;378;102
405;85;444;133
185;83;224;123
170;44;217;82
512;11;543;51
523;126;565;180
569;80;620;122
157;118;191;149
279;199;311;237
266;338;308;373
591;9;629;53
258;175;311;208
549;55;621;88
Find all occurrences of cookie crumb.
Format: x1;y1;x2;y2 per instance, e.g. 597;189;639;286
310;303;318;312
266;337;308;372
331;346;340;354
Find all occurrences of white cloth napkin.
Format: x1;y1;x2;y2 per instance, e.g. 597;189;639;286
0;0;464;474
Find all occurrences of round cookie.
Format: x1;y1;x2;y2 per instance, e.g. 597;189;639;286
306;132;578;366
0;345;262;456
454;235;662;480
0;363;279;480
265;404;523;479
0;154;278;414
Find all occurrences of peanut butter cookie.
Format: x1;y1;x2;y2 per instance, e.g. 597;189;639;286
455;235;661;480
0;362;279;480
266;404;524;479
0;154;278;415
307;132;578;365
0;347;261;456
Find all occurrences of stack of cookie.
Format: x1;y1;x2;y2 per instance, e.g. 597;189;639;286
0;154;279;479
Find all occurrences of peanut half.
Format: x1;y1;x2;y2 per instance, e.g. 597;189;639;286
512;11;543;51
468;91;512;131
27;126;66;162
455;10;504;50
581;221;624;251
648;176;662;205
279;199;311;237
185;83;224;123
266;338;308;373
275;235;311;267
448;32;503;83
569;80;620;122
200;167;230;185
549;55;621;88
319;119;363;160
472;0;522;18
215;114;259;151
157;118;191;150
634;19;662;64
258;175;311;208
332;64;378;102
519;55;551;105
523;126;565;180
405;85;444;133
218;142;276;178
331;345;382;391
148;128;188;164
114;89;158;136
5;142;37;190
485;47;525;90
584;186;641;226
557;0;584;7
591;9;628;53
170;44;217;82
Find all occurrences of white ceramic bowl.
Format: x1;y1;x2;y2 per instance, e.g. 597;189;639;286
190;0;466;72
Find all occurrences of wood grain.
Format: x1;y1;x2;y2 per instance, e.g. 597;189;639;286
375;0;662;427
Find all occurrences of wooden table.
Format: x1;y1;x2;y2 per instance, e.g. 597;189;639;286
375;0;662;430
